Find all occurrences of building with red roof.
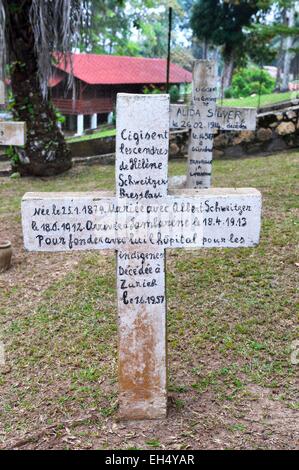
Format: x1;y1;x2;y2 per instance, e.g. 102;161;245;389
50;53;192;135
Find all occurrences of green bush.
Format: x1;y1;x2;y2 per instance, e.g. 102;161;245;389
224;87;233;99
143;84;181;103
143;84;163;95
5;145;20;165
169;85;180;103
227;67;275;98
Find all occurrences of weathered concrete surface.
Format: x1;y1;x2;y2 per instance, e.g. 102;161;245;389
168;175;186;188
187;60;216;189
115;94;169;419
0;122;26;146
215;105;299;157
170;104;256;131
170;60;257;189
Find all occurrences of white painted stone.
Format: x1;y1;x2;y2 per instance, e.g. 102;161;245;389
76;114;84;136
0;80;5;105
0;121;26;146
170;105;257;131
168;175;186;189
22;190;261;252
21;93;262;421
91;113;97;130
187;60;217;189
108;112;113;124
216;107;257;131
170;60;257;189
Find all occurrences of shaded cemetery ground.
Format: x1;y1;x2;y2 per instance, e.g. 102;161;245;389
0;151;298;449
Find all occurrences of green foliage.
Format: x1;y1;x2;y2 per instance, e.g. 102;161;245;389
221;90;297;108
53;106;65;125
243;25;278;66
190;0;272;76
143;84;181;103
84;0;169;57
138;11;171;58
83;1;186;60
83;0;129;54
10;172;21;179
226;67;275;98
143;84;163;95
171;46;194;71
169;85;180;103
191;0;270;59
5;145;19;165
145;439;161;448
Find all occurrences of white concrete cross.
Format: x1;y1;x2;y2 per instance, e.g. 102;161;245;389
0;80;26;146
22;94;262;420
170;60;257;188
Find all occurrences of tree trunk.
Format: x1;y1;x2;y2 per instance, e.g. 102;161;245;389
275;38;284;91
5;0;72;177
281;6;295;91
223;52;235;89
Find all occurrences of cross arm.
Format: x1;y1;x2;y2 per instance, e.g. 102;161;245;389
22;191;117;252
170;104;257;131
168;188;262;248
22;188;262;252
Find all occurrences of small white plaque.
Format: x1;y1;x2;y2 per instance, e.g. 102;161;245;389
0;121;26;146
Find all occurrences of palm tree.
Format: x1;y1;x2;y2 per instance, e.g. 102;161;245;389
0;0;87;176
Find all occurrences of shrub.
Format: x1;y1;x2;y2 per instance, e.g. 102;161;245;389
143;84;181;103
169;85;180;103
229;67;275;98
224;87;233;99
143;84;163;95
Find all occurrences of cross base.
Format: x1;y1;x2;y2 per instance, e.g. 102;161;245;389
118;394;167;420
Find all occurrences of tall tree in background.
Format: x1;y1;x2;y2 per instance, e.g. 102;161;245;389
281;1;296;90
81;0;130;54
0;0;86;176
85;1;184;59
84;0;155;56
137;1;184;58
190;0;270;88
247;1;299;91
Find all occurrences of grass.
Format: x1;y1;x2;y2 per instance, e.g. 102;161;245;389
219;90;299;109
66;127;116;143
0;151;298;449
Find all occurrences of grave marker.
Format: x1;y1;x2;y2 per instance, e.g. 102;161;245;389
0;80;26;147
0;121;26;146
170;60;257;188
22;94;262;420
